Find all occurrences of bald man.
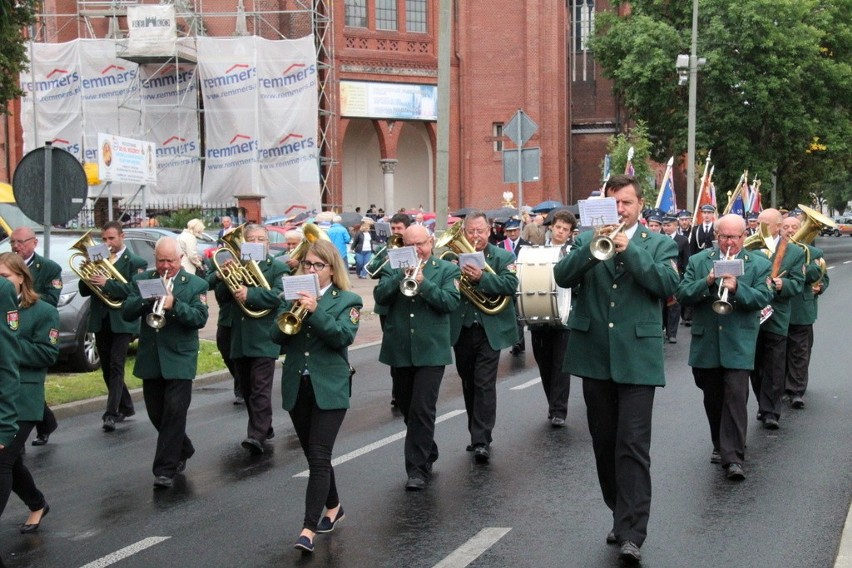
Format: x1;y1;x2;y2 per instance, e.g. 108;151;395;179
750;208;805;429
374;225;460;490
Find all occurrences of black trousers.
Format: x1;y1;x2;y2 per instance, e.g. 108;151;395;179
235;357;276;441
34;403;58;438
530;328;571;420
751;330;787;420
392;366;444;480
454;325;500;447
95;324;134;419
142;378;194;477
582;378;655;547
289;376;346;532
379;315;397;402
0;422;46;518
693;368;749;466
785;324;814;397
664;299;680;339
215;325;240;396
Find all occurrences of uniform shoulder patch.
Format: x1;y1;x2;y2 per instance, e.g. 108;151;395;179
349;306;360;324
7;310;19;331
641;232;648;238
51;279;63;289
49;328;59;345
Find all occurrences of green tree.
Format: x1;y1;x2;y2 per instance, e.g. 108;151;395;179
604;121;657;203
0;1;38;114
591;0;852;209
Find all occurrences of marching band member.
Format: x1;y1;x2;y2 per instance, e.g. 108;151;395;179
676;215;772;480
689;204;717;255
502;218;529;356
269;239;361;553
661;215;690;343
123;238;209;488
554;175;679;564
374;225;460;490
0;253;58;532
750;209;805;430
449;211;519;464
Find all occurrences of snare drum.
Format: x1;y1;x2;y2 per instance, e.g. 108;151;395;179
516;246;571;324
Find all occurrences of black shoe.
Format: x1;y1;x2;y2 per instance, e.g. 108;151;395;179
176;460;187;474
726;463;746;481
390;398;398;407
684;321;692;327
32;434;50;446
668;337;677;344
510;345;524;356
294;535;314;553
405;477;427;491
266;427;275;440
791;396;805;409
233;395;244;405
102;417;116;432
20;504;49;534
153;476;173;489
550;417;566;428
473;445;490;464
241;437;265;455
606;530;617;545
316;507;345;533
756;411;765;422
619;541;642;564
710;450;721;464
763;416;780;430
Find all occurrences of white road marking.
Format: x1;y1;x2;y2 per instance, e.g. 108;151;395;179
293;409;466;478
432;527;512;568
828;265;835;270
510;377;541;390
835;500;852;568
843;261;851;265
79;536;171;568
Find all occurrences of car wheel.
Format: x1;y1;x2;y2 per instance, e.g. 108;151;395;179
834;229;841;237
68;331;100;372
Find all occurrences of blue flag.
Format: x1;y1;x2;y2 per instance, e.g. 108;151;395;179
657;176;677;214
728;193;745;216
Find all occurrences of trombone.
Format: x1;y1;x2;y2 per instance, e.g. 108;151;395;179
712;247;734;315
146;274;174;329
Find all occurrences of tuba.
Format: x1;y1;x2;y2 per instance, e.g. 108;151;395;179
365;233;404;278
212;224;272;318
791;204;835;246
289;223;331;264
435;222;510;315
69;230;128;309
743;221;776;256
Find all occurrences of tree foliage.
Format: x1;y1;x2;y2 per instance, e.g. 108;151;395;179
0;1;38;114
591;0;852;209
603;121;658;203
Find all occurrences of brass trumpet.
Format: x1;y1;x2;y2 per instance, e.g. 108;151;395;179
277;301;308;335
146;274;174;329
69;230;127;309
712;247;734;315
400;260;425;297
589;222;626;261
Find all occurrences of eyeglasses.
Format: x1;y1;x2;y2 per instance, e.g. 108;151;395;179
465;228;490;235
9;238;34;246
301;261;329;271
717;233;744;241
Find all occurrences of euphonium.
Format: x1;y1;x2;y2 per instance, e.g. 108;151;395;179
712;247;734;315
589;222;626;261
289;223;331;263
69;230;128;309
145;274;174;329
212;224;272;318
435;222;510;315
365;233;404;278
743;222;776;256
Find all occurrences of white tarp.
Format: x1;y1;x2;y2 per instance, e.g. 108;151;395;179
197;35;320;216
126;5;177;57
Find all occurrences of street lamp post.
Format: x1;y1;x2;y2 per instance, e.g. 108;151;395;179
676;0;705;212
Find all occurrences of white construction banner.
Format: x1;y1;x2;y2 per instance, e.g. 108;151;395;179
197;35;320;217
126;5;177;56
97;133;157;185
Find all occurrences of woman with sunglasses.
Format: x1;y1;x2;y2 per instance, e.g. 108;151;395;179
270;239;362;553
0;252;59;533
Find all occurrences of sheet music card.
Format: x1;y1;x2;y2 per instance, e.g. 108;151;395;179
239;242;266;262
281;274;320;301
136;278;168;300
713;259;744;277
578;197;619;226
86;244;110;263
458;251;487;270
374;222;391;239
387;246;418;270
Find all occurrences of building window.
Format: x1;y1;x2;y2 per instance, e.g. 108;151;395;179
572;0;596;82
406;0;427;33
493;123;504;152
345;0;367;28
376;0;398;31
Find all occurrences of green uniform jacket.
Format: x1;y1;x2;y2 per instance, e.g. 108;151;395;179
676;248;773;370
554;228;679;385
222;256;288;359
375;256;460;367
205;257;233;328
761;240;806;336
789;244;829;326
366;247;390;316
17;300;60;421
0;278;19;445
270;286;362;411
79;249;148;334
29;253;63;307
123;269;209;380
449;243;519;351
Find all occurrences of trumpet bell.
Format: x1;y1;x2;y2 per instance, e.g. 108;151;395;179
277;303;308;335
589;222;625;261
712;299;733;315
400;279;419;297
146;313;167;329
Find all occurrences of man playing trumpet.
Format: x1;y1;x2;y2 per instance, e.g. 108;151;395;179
677;215;772;481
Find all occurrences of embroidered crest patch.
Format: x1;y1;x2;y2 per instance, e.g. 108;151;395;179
51;279;63;289
349;307;360;324
199;294;208;305
7;310;19;331
49;328;59;345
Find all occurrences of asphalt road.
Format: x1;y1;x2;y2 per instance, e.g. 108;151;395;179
2;237;850;568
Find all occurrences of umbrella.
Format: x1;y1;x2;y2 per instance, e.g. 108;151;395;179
338;211;363;227
452;207;476;218
531;200;564;213
486;207;519;220
544;205;580;225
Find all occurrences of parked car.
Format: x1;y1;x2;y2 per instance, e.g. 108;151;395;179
822;216;852;237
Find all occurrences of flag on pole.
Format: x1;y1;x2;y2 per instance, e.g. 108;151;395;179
624;146;635;176
723;171;748;215
654;157;677;214
691;161;716;230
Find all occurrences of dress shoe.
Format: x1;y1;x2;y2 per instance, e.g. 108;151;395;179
233;395;244;405
241;437;265;455
120;409;135;419
510;345;525;356
405;476;427;491
102;416;116;432
176;460;187;474
266;427;275;440
473;445;490;464
756;411;765;422
390;398;398;407
20;504;49;534
619;540;642;564
606;530;617;545
294;535;314;552
791;396;805;409
726;463;745;481
668;336;677;344
316;507;345;533
465;444;473;452
710;450;721;464
550;417;566;428
762;416;780;430
32;434;50;446
153;476;173;489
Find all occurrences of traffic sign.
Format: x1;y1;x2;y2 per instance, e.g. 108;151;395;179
12;144;88;225
504;110;538;146
502;148;541;183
